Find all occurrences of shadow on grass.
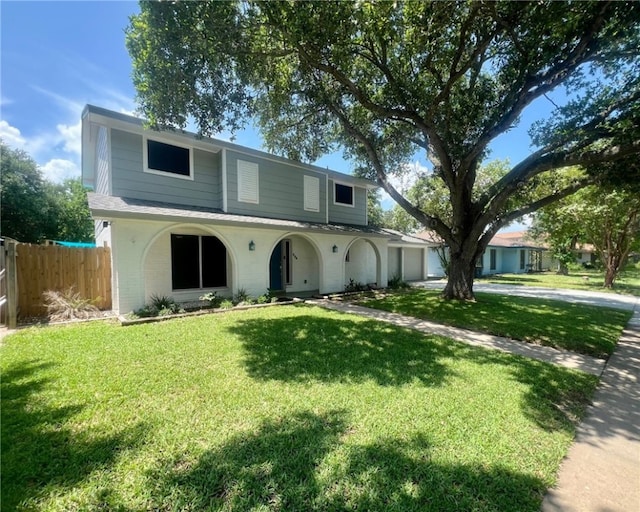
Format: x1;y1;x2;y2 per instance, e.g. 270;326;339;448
146;411;547;512
455;347;598;433
230;307;596;434
1;359;148;510
228;313;458;387
361;290;628;358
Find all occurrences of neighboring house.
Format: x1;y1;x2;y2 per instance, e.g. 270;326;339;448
414;229;552;278
480;231;551;275
82;105;400;314
574;242;598;267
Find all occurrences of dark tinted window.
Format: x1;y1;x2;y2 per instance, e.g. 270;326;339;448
171;234;227;289
148;140;190;176
171;234;200;289
202;236;227;287
335;183;354;205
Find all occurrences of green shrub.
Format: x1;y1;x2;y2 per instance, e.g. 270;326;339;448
345;279;367;292
220;299;234;309
388;274;410;290
233;288;253;305
132;295;184;318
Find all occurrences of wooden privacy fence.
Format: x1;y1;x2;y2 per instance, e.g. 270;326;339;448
3;241;112;323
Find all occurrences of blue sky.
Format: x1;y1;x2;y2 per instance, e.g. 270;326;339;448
1;1;554;216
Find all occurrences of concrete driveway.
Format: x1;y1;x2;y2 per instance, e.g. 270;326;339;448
414;279;639;311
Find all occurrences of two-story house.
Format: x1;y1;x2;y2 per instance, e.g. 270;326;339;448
82;105;426;314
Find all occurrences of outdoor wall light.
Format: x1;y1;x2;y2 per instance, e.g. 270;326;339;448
332;244;338;253
249;240;256;251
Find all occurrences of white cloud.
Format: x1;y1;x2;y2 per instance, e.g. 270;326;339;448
0;120;27;148
57;121;82;155
40;158;80;183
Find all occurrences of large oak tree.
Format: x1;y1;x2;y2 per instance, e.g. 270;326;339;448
126;0;640;299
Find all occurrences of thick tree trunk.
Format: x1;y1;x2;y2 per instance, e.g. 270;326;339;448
556;262;569;275
442;254;476;300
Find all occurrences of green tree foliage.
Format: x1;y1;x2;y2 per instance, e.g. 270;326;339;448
531;203;583;276
366;189;384;228
1;142;57;242
47;179;95;243
533;183;640;288
529;167;588;275
0;141;94;243
126;1;640;299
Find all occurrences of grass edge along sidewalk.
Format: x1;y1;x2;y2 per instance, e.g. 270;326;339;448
355;288;632;359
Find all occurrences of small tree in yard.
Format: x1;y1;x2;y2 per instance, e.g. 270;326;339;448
532;181;640;288
530;168;585;276
126;1;640;300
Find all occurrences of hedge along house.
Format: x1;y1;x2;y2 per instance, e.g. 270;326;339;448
81;105;393;314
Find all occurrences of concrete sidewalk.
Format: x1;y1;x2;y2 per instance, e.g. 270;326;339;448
309;286;640;512
542;306;640;512
307;299;605;375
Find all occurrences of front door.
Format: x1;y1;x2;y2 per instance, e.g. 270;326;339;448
269;242;283;291
269;240;292;292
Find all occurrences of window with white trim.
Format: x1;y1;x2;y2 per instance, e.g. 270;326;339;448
304;175;320;212
171;234;227;289
144;138;193;179
334;182;354;206
237;160;259;204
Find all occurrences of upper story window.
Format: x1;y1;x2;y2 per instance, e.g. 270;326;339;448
144;138;193;180
334;182;354;207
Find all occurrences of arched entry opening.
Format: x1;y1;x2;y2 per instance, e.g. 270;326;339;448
269;235;320;295
344;238;381;289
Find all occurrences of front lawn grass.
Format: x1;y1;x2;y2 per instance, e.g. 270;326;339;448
1;305;597;512
358;289;631;358
481;268;640;297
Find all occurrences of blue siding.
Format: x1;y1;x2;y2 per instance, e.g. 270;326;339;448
110;129;222;209
225;150;327;223
328;180;368;225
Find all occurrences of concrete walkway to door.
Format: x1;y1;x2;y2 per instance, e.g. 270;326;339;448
310;282;640;512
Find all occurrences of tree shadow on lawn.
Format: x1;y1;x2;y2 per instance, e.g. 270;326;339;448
366;290;627;358
229;307;597;434
1;359;148;510
462;348;598;433
146;410;548;512
228;312;459;387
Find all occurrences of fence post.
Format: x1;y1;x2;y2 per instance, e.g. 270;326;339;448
6;240;18;329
